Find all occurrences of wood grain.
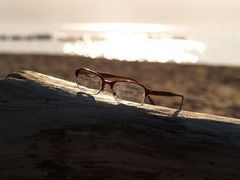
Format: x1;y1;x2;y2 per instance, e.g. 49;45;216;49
0;70;239;180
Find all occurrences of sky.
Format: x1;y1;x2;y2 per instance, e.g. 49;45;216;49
0;0;239;25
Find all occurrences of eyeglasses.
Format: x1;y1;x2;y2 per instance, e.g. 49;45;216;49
75;68;184;110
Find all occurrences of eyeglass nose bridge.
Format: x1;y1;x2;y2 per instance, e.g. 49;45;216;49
101;79;115;92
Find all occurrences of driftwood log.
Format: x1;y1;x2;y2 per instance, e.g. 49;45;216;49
0;70;239;180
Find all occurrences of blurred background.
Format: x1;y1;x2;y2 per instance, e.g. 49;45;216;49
0;0;240;65
0;0;239;118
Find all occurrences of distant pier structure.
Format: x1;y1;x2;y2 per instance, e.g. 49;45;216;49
0;34;51;41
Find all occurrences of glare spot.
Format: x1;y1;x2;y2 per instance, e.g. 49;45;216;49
63;43;73;54
58;24;206;64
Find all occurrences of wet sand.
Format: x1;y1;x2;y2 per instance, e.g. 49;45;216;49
0;53;239;118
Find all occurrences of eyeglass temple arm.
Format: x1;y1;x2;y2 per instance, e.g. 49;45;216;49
147;90;184;110
147;96;156;105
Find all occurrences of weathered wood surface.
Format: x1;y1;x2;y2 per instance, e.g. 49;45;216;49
0;70;239;180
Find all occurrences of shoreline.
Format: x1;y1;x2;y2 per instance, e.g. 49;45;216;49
1;51;240;68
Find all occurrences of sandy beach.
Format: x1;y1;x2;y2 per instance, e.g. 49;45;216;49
0;53;240;179
0;53;239;118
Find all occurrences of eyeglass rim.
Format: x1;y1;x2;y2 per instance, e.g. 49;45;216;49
75;68;139;82
76;70;146;96
76;68;106;94
111;81;146;105
76;67;148;85
75;67;148;92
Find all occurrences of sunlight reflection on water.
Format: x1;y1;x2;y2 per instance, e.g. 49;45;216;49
56;23;206;64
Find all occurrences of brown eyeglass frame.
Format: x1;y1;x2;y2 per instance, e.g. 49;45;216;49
75;68;184;110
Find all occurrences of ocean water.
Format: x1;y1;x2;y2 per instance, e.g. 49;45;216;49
0;23;239;66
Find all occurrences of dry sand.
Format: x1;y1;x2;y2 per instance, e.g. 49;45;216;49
0;53;239;118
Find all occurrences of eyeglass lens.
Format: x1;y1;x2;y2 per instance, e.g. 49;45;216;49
112;82;145;105
77;70;146;105
77;70;103;95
